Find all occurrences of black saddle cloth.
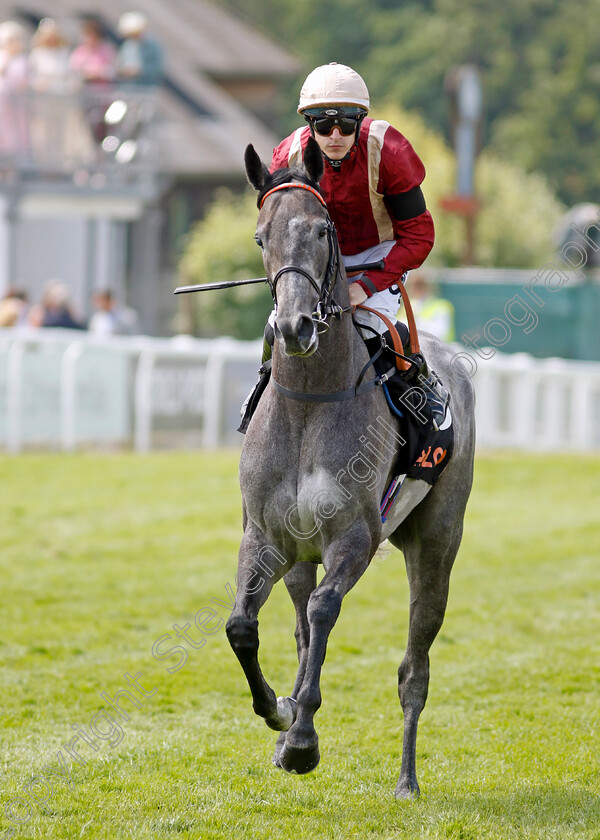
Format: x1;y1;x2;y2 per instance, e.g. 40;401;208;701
365;332;454;487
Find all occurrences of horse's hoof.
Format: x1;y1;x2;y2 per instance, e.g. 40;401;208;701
279;739;320;775
394;778;420;800
265;696;297;732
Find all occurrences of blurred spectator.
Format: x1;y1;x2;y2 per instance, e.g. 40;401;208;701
0;22;29;88
555;203;600;270
33;280;86;329
29;18;76;93
29;18;93;169
89;289;138;335
116;12;164;87
70;17;116;144
69;18;116;86
0;296;23;326
1;287;29;325
406;271;456;343
0;21;30;157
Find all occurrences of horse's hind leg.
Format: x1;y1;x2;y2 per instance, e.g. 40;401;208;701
273;561;318;767
226;525;296;731
390;512;465;799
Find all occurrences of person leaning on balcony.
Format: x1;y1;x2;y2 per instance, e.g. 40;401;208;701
116;12;164;87
0;21;29;89
28;19;93;169
69;17;116;86
69;17;116;146
0;21;29;158
29;18;75;93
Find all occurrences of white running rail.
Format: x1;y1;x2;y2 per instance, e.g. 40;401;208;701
1;329;599;452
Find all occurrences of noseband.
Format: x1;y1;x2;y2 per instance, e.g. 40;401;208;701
259;182;350;327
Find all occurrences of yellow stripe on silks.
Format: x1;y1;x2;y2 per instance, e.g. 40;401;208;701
367;120;394;243
287;128;305;167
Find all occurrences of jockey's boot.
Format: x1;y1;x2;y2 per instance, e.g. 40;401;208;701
364;320;449;431
415;360;450;431
238;321;274;434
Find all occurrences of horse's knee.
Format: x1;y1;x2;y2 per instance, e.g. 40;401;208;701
398;655;429;712
226;614;258;655
307;588;342;628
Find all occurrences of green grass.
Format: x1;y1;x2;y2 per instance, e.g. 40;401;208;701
1;450;599;839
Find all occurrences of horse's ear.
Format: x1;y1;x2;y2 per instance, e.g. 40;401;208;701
303;136;324;184
245;144;270;192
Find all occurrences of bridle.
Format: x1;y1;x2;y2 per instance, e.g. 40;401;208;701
259;181;351;330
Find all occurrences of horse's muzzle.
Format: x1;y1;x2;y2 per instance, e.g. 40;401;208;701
275;314;317;357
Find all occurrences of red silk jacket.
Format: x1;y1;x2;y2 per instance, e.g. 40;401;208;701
270;117;435;297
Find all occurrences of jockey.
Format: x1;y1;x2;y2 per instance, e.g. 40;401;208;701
240;62;449;432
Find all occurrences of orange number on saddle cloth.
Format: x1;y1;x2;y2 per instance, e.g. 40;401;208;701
415;446;447;469
433;447;447;465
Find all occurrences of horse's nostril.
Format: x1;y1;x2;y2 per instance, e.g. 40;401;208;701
296;316;315;344
274;314;315;356
276;314;315;352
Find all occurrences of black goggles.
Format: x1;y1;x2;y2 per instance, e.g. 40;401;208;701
308;115;361;136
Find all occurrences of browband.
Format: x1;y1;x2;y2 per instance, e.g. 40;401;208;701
259;182;327;209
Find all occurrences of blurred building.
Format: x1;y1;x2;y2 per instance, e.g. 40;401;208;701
0;0;300;333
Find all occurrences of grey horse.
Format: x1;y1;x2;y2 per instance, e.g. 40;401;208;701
226;137;475;798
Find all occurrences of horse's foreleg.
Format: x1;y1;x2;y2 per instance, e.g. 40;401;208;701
279;526;374;775
391;522;463;799
226;526;295;731
273;561;318;767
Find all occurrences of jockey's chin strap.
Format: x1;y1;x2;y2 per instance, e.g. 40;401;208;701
259;182;352;330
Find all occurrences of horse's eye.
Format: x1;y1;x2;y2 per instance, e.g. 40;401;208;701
254;235;263;248
318;228;327;239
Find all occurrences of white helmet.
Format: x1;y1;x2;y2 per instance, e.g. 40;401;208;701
297;62;370;114
118;12;148;36
0;20;28;49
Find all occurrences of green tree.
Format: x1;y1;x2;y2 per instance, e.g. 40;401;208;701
217;0;600;204
178;189;272;340
491;2;600;203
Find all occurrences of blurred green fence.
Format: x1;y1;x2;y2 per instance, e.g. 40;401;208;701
435;268;600;361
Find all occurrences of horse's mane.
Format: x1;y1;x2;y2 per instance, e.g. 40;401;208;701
255;166;322;208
